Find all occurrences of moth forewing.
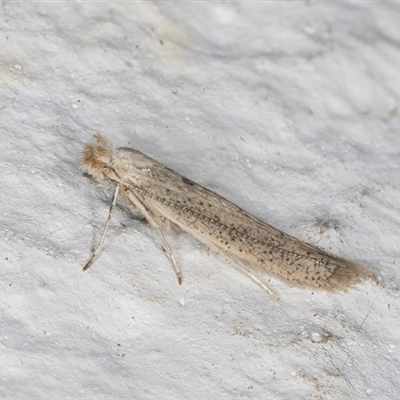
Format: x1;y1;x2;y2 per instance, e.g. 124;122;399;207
81;134;375;299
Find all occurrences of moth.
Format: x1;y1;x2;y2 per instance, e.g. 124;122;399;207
81;134;374;299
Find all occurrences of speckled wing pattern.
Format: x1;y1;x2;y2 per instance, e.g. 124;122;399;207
82;134;375;294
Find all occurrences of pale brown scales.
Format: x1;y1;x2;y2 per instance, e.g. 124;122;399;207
81;134;376;295
134;179;373;291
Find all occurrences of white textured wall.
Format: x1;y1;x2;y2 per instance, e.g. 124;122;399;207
1;3;399;399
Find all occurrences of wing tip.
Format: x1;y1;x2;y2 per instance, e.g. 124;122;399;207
327;258;379;292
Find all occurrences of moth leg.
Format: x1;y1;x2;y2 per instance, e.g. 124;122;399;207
225;255;280;300
122;190;183;285
155;226;182;285
244;269;280;301
83;184;120;271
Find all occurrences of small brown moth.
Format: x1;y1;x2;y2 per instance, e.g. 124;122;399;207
81;134;374;299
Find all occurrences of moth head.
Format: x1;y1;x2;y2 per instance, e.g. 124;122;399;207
81;134;114;185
